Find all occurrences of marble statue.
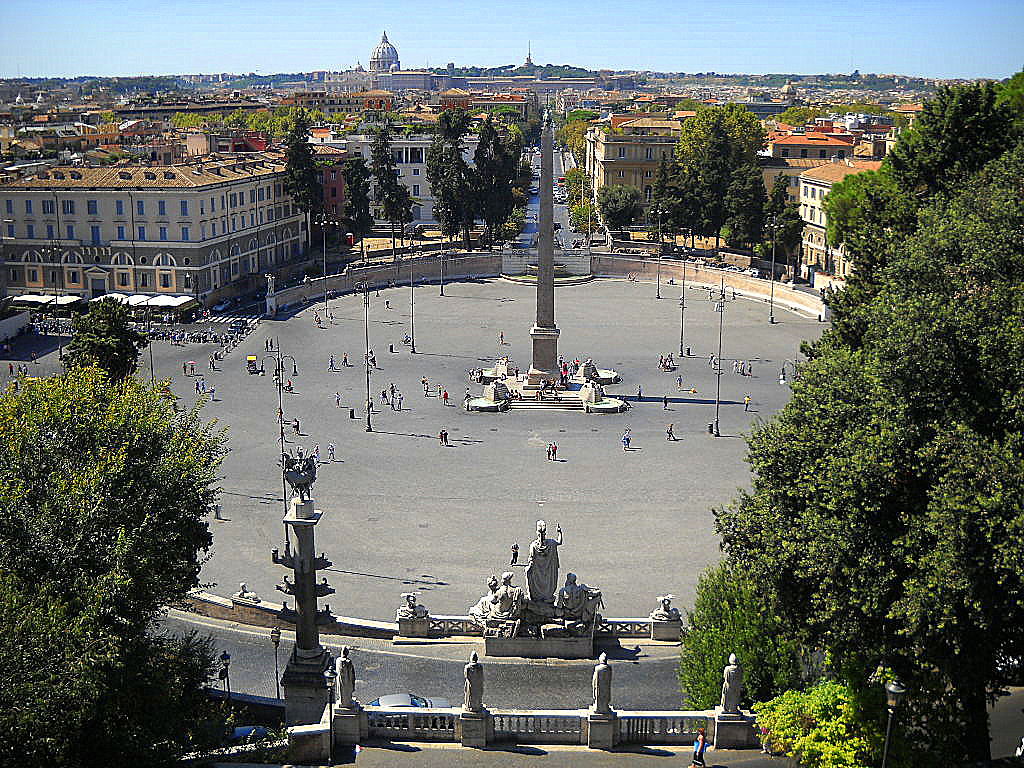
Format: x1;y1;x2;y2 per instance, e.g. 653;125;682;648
283;451;317;502
489;572;525;621
464;651;484;712
468;575;500;625
335;646;356;708
396;592;429;621
591;652;612;714
721;653;744;714
234;582;260;602
555;573;604;624
265;273;276;296
519;520;562;604
649;594;681;622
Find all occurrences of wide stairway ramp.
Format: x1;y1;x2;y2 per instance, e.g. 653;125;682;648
508;394;585;411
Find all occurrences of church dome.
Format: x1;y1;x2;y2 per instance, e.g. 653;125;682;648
369;31;400;73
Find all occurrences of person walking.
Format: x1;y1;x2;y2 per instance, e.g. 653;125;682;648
663;394;669;410
637;385;643;400
312;443;320;463
327;442;336;462
329;354;336;371
667;423;675;441
395;392;403;411
443;389;449;407
293;418;300;434
422;377;430;396
335;392;342;408
183;361;188;376
342;352;349;367
692;727;708;767
676;375;683;391
621;431;631;451
744;394;751;412
551;443;557;461
546;444;552;461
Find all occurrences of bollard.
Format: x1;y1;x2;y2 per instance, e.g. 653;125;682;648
707;422;714;434
389;344;395;353
686;346;691;357
349;408;355;419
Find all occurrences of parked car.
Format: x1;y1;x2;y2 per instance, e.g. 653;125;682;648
212;299;232;312
367;693;451;708
229;725;270;743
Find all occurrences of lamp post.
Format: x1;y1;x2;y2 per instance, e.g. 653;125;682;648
357;282;372;432
439;243;445;296
315;212;331;322
324;665;337;765
409;257;416;353
261;346;298;545
709;277;735;438
881;679;906;768
768;214;778;325
219;651;232;703
270;626;282;700
654;205;663;299
678;259;687;356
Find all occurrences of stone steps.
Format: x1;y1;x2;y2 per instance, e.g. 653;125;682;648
508;398;584;411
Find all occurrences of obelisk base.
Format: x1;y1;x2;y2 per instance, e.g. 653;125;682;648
528;325;560;387
282;647;333;726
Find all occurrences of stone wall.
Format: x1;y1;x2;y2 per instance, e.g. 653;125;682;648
590;254;829;320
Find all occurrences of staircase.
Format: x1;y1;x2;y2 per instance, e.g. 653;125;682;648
508;395;585;412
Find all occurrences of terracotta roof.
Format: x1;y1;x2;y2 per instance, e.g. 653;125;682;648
799;160;882;184
771;133;857;148
619;118;683;130
761;157;832;170
312;145;347;156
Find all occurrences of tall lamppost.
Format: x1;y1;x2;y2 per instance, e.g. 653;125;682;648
409;257;416;353
324;665;337;765
219;651;232;703
709;277;735;438
315;212;331;322
261;346;298;545
678;259;687;356
654;205;663;299
439;243;445;296
270;626;282;699
356;282;372;432
768;214;778;325
881;679;906;768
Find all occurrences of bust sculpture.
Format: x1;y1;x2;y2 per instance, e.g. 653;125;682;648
649;594;681;622
720;653;744;714
464;651;484;712
591;652;612;715
336;646;356;708
396;592;429;621
555;572;604;624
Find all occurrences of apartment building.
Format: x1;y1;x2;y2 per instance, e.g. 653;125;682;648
768;131;855;160
797;160;881;277
0;152;306;305
584;118;684;204
281;90;394;116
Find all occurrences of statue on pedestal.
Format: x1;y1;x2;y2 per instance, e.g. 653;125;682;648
468;575;499;626
335;646;356;708
283;450;317;503
509;520;562;604
464;651;484;712
591;652;612;714
556;573;604;625
234;582;260;602
649;594;681;622
396;592;429;621
721;653;744;714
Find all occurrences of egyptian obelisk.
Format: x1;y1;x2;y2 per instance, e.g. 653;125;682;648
529;111;559;384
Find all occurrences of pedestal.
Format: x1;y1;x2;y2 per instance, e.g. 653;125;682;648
713;707;757;748
529;325;560;382
458;709;492;747
650;619;682;641
484;634;594;659
586;710;618;750
282;647;333;727
398;617;431;637
332;704;368;746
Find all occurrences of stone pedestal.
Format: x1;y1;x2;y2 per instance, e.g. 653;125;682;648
332;704;368;746
457;710;492;747
650;619;682;641
586;710;618;750
397;617;431;637
529;326;560;383
713;707;757;748
282;647;333;727
484;633;593;659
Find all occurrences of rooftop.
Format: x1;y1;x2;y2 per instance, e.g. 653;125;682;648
799;160;883;183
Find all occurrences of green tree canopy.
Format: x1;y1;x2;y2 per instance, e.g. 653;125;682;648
341;157;374;258
283;108;321;249
0;367;227;766
64;297;148;380
474;119;517;247
426;109;477;248
597;185;644;231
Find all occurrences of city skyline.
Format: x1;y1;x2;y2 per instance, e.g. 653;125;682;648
0;0;1020;81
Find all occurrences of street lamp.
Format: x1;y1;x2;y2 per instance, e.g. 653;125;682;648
881;679;906;768
709;277;734;438
654;205;663;299
315;212;331;322
768;214;778;325
324;664;337;766
439;244;445;296
270;626;282;700
409;258;416;353
262;346;298;544
678;260;687;356
219;651;232;703
357;282;372;432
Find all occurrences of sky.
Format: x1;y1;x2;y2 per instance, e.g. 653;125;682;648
1;0;1020;80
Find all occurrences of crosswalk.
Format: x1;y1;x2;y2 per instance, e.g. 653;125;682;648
201;311;261;325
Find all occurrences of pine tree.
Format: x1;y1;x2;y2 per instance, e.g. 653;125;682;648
283;109;321;251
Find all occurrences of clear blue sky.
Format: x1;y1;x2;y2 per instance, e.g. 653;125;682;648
1;0;1020;80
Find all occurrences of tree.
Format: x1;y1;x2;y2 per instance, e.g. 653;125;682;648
723;162;767;248
0;367;227;766
283;108;321;251
555;119;590;166
426;109;477;249
678;562;803;709
474;119;516;248
716;140;1024;761
597;185;644;231
341;157;374;260
64;297;148;379
997;69;1024;130
568;201;597;236
368;121;403;260
887;81;1017;198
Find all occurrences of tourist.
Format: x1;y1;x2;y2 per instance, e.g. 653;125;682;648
422;377;430;395
182;361;188;376
663;394;669;410
293;418;300;434
637;385;642;400
385;300;391;310
335;392;342;408
676;375;683;390
621;432;631;451
380;389;389;406
692;727;708;766
208;387;216;401
329;354;336;371
666;423;675;441
312;443;320;462
744;394;751;412
443;389;449;406
327;443;336;462
546;444;552;461
389;382;396;401
395;392;403;410
195;379;201;394
551;443;557;460
342;352;349;367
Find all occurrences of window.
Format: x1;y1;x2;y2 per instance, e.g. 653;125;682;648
116;225;126;240
329;170;336;181
159;226;168;241
618;147;626;158
331;187;338;198
29;268;38;282
211;222;217;236
68;270;78;283
46;224;54;239
42;199;55;215
800;149;808;158
616;170;624;178
5;224;13;237
180;200;189;216
26;224;34;238
412;168;419;176
66;224;75;240
210;196;216;212
115;199;124;216
221;195;226;209
10;268;16;282
412;184;420;196
160;273;171;288
231;261;238;275
137;200;145;216
249;189;256;204
231;217;237;232
117;271;130;287
62;199;75;215
3;200;11;214
87;199;98;215
229;193;237;208
780;148;789;157
158;200;166;216
91;226;101;244
644;170;652;178
257;187;264;202
24;199;32;214
181;226;190;241
139;272;149;287
200;224;206;239
249;214;254;227
137;226;146;240
645;148;653;160
819;150;826;158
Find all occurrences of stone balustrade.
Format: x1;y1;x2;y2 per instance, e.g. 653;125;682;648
366;707;458;741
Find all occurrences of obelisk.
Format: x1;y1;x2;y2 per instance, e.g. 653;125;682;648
529;111;560;385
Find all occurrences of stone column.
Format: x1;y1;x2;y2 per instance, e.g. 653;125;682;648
529;111;559;382
274;497;335;726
